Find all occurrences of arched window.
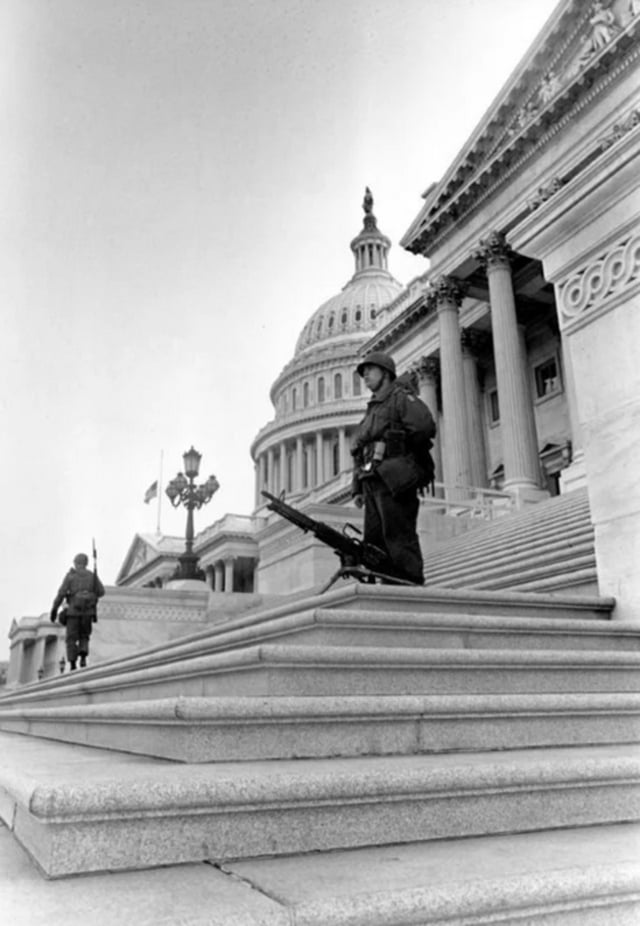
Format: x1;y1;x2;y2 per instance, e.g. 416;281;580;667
355;309;362;325
303;381;310;407
316;317;323;336
328;313;335;329
352;371;361;396
292;387;297;410
334;373;343;400
341;310;348;328
317;376;325;403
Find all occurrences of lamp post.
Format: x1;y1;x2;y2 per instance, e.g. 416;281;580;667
165;446;220;580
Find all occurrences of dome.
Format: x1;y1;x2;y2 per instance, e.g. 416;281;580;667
294;270;403;356
293;187;402;357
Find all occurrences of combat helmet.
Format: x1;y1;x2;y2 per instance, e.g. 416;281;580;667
356;351;397;380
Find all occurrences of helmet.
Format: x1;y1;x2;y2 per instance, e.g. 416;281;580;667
73;553;89;567
356;351;397;380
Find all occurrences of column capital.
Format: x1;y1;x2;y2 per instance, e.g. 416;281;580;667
472;231;514;270
432;275;468;307
411;355;440;384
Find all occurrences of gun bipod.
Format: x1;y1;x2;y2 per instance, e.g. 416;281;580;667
320;565;418;594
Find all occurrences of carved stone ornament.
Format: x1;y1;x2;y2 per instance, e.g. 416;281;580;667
432;275;469;306
527;176;565;212
411;355;440;383
598;109;640;151
558;231;640;329
472;231;514;270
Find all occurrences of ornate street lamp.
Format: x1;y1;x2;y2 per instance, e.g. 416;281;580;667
165;446;220;580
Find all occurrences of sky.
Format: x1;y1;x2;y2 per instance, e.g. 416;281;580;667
0;0;559;658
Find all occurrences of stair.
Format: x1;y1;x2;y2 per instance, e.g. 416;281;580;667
0;580;639;923
424;487;597;593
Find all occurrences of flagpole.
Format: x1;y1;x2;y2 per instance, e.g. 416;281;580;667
156;450;163;535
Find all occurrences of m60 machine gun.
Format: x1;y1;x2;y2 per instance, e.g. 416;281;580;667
261;490;418;592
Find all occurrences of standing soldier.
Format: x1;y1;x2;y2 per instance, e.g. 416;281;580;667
50;553;105;670
351;352;436;585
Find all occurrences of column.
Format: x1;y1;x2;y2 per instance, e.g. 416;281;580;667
279;441;287;493
259;455;268;501
254;460;260;509
224;558;235;593
338;426;348;473
267;449;275;495
214;561;224;592
414;356;443;485
473;232;546;502
296;436;304;492
433;276;472;499
460;330;489;488
315;432;324;486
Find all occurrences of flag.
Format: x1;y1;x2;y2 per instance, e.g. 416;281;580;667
144;480;158;504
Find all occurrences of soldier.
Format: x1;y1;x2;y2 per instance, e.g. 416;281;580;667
351;351;436;585
50;553;105;670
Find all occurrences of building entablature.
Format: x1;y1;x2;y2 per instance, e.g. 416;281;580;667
269;340;370;404
403;3;640;260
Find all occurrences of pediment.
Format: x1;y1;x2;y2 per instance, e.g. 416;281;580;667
116;534;155;584
403;0;640;254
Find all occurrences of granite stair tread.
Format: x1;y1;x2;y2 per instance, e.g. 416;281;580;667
1;731;639;877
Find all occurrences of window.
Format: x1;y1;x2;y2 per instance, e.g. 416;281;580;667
317;376;325;403
292;387;297;410
534;357;561;399
334;372;343;400
352;371;362;396
303;382;310;407
355;309;362;324
341;310;348;328
488;388;500;424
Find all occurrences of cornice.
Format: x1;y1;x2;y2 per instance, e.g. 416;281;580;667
251;404;365;458
404;12;640;257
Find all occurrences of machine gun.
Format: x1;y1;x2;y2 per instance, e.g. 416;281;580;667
261;490;418;592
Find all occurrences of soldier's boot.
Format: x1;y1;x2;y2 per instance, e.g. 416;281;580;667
79;655;87;668
69;661;77;670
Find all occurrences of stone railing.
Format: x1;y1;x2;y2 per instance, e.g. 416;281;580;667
421;483;515;521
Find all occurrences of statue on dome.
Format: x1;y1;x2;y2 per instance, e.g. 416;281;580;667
363;187;374;214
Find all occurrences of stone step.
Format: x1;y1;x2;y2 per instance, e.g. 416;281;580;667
3;644;640;708
0;732;638;878
225;824;640;926
436;552;597;591
426;512;593;571
2;692;640;762
425;491;591;556
514;565;599;593
3;818;639;924
424;530;594;583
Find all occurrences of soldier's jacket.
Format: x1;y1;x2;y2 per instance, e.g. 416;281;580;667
52;567;105;618
351;377;436;497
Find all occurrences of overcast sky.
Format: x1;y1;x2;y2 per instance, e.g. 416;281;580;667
0;0;559;657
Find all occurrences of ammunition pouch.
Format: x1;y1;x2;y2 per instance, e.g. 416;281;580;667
376;456;421;496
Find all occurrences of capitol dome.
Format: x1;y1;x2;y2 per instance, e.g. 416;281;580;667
250;189;403;506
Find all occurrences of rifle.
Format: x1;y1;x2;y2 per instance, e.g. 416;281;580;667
261;490;418;592
92;537;99;623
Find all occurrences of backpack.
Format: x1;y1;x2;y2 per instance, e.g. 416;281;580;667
393;373;437;490
67;571;98;614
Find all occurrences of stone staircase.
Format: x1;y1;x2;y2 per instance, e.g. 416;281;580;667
424;487;597;593
1;580;640;923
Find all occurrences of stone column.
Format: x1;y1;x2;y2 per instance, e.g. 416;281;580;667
338;427;348;473
279;441;287;493
414;356;443;485
315;432;324;487
214;561;224;592
296;436;304;492
433;276;472;499
473;232;545;502
267;449;275;495
461;329;489;488
224;558;235;593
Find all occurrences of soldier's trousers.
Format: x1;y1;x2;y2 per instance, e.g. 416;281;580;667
65;614;94;663
362;478;424;585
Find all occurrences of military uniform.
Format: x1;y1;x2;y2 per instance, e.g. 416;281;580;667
51;563;105;668
351;370;435;585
